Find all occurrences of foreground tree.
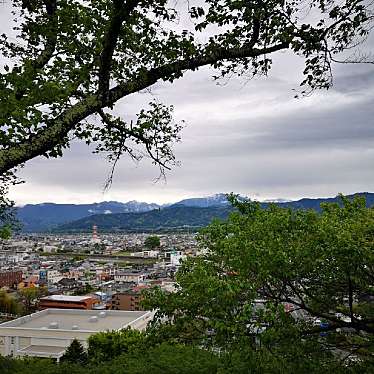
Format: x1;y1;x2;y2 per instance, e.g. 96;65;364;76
0;1;373;181
1;337;373;373
144;195;374;364
0;174;20;239
87;328;146;363
61;339;88;365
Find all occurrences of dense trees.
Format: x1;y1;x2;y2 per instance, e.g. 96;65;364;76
0;0;373;180
144;235;160;250
87;328;146;363
1;335;373;373
144;195;374;364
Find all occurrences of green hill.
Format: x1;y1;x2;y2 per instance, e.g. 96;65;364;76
55;206;232;233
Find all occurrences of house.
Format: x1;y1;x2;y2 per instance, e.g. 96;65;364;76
114;271;146;284
56;278;79;291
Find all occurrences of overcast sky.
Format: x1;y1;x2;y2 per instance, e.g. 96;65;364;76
1;2;374;205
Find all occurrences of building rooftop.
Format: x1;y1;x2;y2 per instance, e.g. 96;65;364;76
0;309;150;332
40;295;92;302
18;345;66;355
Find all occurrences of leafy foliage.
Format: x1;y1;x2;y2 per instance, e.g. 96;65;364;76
144;195;374;363
87;328;146;363
0;290;22;315
61;339;88;365
1;340;373;373
144;235;160;249
18;286;47;314
0;0;373;177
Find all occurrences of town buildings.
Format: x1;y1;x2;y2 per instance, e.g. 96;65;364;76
0;232;193;323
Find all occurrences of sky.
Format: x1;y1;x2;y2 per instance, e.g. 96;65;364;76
1;2;374;205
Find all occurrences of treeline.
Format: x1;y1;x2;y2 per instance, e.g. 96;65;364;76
1;330;373;374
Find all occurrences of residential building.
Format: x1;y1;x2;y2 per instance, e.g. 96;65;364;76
47;270;63;285
39;295;96;310
0;270;22;289
111;286;148;311
114;271;146;284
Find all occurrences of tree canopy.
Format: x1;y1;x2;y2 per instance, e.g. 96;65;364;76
60;339;87;365
1;332;373;373
0;0;372;181
144;235;160;249
144;195;374;364
0;169;22;239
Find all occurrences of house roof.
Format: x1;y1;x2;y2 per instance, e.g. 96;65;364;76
40;295;91;302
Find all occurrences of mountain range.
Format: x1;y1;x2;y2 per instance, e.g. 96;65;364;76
16;192;374;233
17;200;160;232
17;194;229;232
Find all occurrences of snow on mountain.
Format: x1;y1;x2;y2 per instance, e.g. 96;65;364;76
171;193;229;208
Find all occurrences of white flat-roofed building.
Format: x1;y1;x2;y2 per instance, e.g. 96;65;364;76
114;271;146;284
0;308;153;361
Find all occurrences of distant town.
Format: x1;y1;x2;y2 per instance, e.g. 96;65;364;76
0;228;201;359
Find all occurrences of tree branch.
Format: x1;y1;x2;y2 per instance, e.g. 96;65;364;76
32;0;58;70
15;0;58;100
0;42;289;174
98;0;140;96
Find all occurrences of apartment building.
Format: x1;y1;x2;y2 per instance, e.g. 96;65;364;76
111;290;144;311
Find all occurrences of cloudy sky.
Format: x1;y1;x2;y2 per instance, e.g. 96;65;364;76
2;2;374;205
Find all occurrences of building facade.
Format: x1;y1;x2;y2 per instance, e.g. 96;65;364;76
111;290;144;311
39;295;96;310
0;270;22;289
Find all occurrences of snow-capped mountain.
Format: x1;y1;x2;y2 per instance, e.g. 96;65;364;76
171;193;230;208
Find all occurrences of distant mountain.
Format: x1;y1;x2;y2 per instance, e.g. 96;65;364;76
275;192;374;212
16;192;374;232
170;193;229;208
55;206;231;233
54;192;374;233
16;194;231;232
17;201;160;232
